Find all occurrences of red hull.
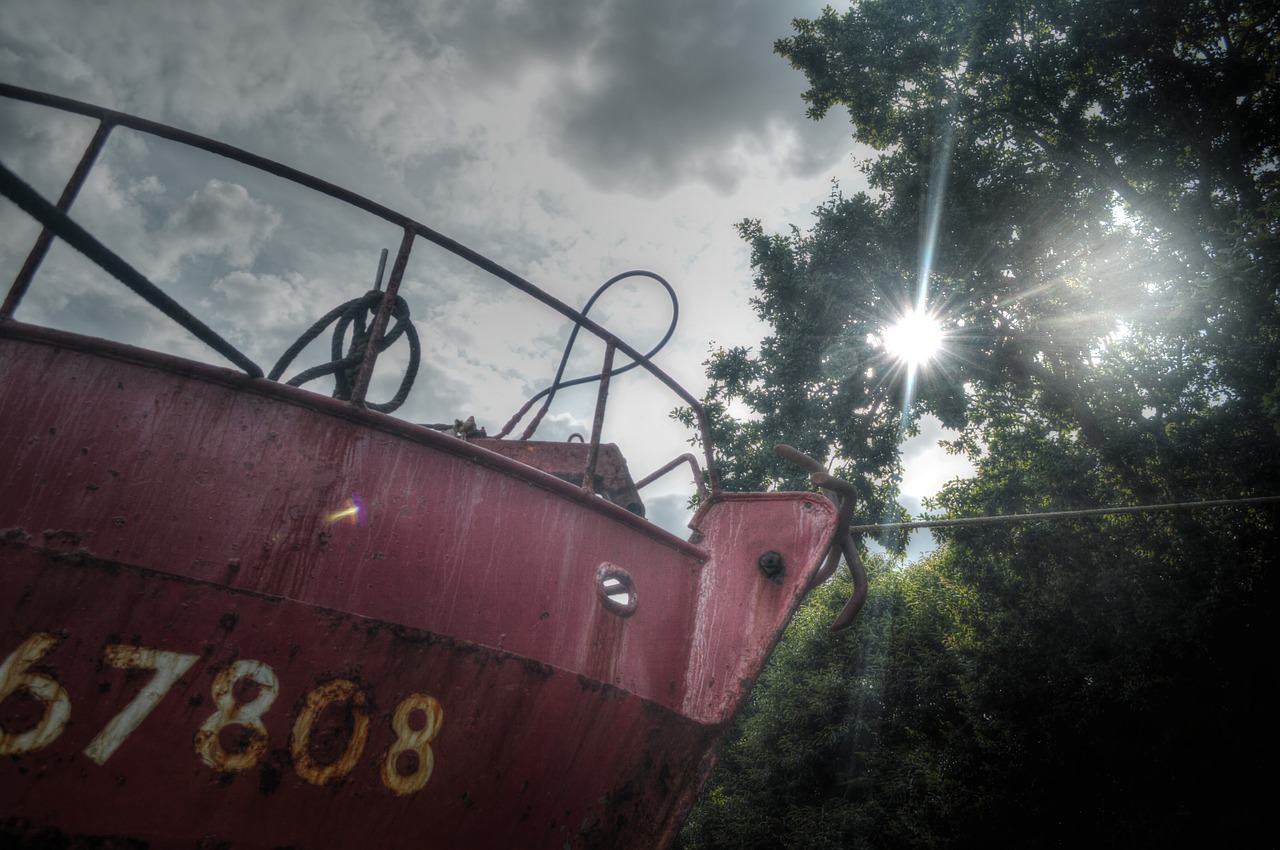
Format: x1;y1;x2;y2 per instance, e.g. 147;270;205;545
1;327;837;848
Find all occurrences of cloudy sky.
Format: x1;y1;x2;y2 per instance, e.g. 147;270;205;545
0;0;968;549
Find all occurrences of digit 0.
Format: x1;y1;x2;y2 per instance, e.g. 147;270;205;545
290;679;370;785
381;693;444;796
194;659;279;772
0;633;71;755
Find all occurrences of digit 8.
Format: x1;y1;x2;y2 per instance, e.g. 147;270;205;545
380;693;443;796
194;659;279;772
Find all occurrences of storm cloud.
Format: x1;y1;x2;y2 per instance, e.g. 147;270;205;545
0;0;961;540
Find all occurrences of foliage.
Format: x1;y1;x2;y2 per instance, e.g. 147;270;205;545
676;196;921;534
679;0;1278;846
685;0;1279;503
680;555;981;850
681;501;1273;847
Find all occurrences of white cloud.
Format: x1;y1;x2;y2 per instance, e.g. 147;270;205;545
207;270;313;348
153;180;282;280
899;414;974;498
533;0;851;195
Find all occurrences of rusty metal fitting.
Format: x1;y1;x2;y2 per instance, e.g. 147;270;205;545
773;444;867;631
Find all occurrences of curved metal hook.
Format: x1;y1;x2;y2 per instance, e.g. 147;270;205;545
774;444;868;632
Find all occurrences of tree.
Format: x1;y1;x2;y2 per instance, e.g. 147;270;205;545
679;554;983;850
698;0;1279;506
680;1;1278;846
683;198;923;535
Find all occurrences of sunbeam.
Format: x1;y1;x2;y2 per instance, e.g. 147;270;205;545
895;113;956;438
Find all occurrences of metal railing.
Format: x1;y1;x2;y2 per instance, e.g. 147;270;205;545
0;83;721;499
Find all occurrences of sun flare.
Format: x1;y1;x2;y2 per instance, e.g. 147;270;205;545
883;310;943;368
326;492;366;526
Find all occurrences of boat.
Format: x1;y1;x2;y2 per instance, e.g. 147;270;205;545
0;84;860;849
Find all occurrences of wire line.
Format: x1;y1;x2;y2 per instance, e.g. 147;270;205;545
849;495;1280;533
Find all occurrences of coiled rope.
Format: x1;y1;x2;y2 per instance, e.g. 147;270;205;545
268;288;420;414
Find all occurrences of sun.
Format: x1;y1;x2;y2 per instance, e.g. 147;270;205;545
883;309;943;368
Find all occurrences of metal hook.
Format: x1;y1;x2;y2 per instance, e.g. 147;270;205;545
774;444;867;631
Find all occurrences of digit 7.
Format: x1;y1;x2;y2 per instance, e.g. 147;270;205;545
83;645;199;765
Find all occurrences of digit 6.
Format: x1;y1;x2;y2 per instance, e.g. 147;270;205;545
0;633;72;755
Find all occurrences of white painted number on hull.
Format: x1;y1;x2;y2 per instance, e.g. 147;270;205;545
382;692;444;795
1;633;445;795
291;678;371;785
0;633;71;755
196;659;280;772
84;645;199;765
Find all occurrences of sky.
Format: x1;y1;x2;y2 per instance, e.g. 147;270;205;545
0;0;970;552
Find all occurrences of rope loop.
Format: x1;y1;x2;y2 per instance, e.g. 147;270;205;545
495;270;679;440
269;289;420;413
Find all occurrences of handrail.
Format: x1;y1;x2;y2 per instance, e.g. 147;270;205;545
0;83;721;496
635;453;709;502
0;159;264;378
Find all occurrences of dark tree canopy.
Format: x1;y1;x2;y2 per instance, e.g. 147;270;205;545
689;0;1279;511
679;1;1278;846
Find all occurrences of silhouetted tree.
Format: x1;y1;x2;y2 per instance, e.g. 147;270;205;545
679;1;1278;846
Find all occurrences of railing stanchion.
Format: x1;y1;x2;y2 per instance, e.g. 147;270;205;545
3;120;114;320
582;341;616;492
350;227;414;406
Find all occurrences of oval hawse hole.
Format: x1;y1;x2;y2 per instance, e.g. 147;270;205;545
596;563;638;617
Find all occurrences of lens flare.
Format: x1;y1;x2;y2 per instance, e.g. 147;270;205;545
883;310;943;368
327;492;365;526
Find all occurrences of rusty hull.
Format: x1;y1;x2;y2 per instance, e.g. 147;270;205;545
0;325;837;849
0;541;721;849
470;438;645;517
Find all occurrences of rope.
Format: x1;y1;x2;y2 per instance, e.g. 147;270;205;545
495;270;679;440
849;495;1280;533
269;289;420;413
776;445;1278;627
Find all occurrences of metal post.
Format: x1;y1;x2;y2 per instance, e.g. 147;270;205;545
373;247;389;291
694;404;721;496
3;120;114;320
582;341;615;492
350;228;414;406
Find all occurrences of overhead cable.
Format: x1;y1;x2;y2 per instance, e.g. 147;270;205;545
849;495;1280;534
